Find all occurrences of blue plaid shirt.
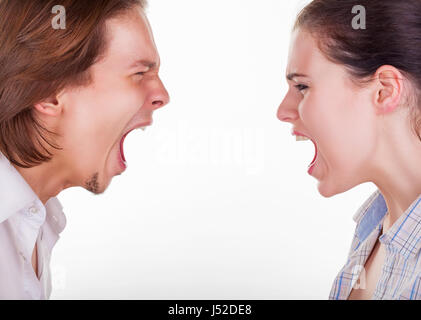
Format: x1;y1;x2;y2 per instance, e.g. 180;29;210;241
329;190;421;299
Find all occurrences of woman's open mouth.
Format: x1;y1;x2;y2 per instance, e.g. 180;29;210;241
292;130;318;175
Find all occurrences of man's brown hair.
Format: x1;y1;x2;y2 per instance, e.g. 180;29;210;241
0;0;147;168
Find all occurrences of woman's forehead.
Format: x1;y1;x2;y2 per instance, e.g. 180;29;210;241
287;29;343;81
287;30;322;77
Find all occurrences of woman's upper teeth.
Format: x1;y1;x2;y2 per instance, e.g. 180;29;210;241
296;135;310;141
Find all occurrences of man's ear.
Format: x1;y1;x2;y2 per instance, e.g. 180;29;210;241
33;90;65;117
372;65;404;115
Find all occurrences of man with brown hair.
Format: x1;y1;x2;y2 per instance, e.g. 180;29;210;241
0;0;169;299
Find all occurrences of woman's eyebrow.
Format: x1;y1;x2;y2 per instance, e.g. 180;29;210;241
286;73;309;81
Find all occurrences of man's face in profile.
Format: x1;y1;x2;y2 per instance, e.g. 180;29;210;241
47;6;169;194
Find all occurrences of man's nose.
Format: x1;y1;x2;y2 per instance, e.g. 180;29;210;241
149;77;170;111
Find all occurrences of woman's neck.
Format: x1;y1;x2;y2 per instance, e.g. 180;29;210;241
371;115;421;233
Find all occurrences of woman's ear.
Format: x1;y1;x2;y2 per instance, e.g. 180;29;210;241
33;90;65;117
373;65;404;115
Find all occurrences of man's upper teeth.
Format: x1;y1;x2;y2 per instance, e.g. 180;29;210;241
296;135;309;141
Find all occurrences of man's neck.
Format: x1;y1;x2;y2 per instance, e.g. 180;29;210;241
13;160;72;205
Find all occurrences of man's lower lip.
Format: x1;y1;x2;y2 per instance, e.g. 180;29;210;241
118;149;127;171
119;159;127;171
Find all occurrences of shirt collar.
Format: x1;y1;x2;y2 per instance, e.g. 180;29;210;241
354;189;421;258
0;152;66;235
45;197;66;234
353;189;388;243
380;195;421;258
352;190;384;223
0;152;40;224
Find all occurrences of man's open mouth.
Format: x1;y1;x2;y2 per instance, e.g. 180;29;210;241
119;132;130;164
118;124;150;168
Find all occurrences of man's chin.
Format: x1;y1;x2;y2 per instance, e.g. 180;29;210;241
84;172;104;194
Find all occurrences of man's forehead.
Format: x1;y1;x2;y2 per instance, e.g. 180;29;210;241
103;11;159;67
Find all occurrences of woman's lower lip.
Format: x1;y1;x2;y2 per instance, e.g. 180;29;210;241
308;152;317;174
308;162;315;175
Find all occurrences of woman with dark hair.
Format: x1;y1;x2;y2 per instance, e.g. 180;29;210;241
278;0;421;299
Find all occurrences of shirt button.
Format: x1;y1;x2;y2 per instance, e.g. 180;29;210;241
29;206;39;214
19;251;27;262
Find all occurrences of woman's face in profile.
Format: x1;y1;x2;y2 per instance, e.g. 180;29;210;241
277;29;379;197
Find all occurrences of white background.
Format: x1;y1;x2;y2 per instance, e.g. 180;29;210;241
50;0;376;299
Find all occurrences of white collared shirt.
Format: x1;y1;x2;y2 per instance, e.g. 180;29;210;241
0;153;66;299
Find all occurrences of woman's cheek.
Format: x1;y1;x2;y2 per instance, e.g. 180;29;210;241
298;101;315;124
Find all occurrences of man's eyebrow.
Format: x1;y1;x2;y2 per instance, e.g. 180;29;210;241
130;59;158;69
286;73;308;81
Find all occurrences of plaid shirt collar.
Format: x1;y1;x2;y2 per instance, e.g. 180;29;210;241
352;190;421;259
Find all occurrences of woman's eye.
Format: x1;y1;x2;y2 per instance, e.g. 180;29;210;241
294;84;309;92
135;72;146;76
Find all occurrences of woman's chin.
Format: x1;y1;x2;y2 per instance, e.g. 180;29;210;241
316;172;340;198
317;174;356;198
317;182;338;198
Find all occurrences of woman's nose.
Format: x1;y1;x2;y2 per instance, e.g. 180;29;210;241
277;95;299;123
